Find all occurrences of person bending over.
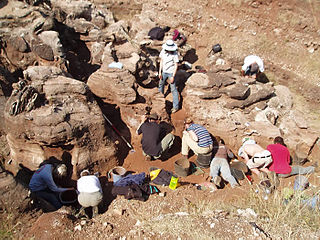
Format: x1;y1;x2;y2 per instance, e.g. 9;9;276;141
181;117;213;158
29;157;73;210
241;55;264;79
137;112;175;161
238;138;272;179
77;170;103;218
267;136;315;178
210;137;239;189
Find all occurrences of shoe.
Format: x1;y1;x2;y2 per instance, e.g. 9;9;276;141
145;155;152;161
171;108;179;113
213;176;222;188
92;206;99;218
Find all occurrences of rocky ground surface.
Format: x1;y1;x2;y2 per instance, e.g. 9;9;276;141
1;0;320;239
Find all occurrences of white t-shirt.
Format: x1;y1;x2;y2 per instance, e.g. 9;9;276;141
160;49;179;74
77;175;102;193
241;55;264;72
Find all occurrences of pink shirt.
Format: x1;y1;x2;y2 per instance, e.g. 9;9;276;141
267;143;291;174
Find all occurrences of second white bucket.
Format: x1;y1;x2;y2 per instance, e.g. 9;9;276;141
108;166;126;183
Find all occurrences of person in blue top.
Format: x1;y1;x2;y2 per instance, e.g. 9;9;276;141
29;157;73;210
181;117;213;158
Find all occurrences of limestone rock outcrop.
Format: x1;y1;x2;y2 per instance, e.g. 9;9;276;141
4;68;116;176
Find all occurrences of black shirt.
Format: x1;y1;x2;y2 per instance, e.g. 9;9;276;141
137;122;163;156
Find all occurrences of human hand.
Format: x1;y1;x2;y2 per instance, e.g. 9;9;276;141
159;73;162;80
169;76;174;84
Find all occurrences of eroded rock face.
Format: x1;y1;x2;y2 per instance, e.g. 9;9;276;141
87;67;137;105
4;72;116;176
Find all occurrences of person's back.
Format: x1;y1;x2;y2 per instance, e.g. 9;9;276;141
242;143;265;158
267;143;291;174
29;164;52;192
29;164;68;193
29;162;70;210
77;170;103;218
187;123;213;148
77;175;102;193
138;121;162;157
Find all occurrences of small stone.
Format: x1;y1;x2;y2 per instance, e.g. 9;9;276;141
135;220;141;226
74;224;82;231
159;192;166;197
80;220;86;225
113;209;123;216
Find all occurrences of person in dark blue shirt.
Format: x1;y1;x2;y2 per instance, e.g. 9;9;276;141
29;158;73;210
137;113;175;161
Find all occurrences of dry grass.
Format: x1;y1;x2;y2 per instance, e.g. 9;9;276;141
134;185;320;239
0;203;16;240
241;184;320;239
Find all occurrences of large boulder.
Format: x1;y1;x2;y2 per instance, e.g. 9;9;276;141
87;67;137;105
4;74;116;176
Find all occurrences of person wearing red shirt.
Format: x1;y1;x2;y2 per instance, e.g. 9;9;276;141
267;136;315;178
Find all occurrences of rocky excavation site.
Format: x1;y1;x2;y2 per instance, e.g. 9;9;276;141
0;0;320;239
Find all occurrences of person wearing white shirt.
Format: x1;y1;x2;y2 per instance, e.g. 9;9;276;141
158;39;180;113
77;170;103;218
241;55;264;79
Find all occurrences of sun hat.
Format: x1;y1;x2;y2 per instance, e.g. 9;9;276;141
80;169;90;177
148;112;159;120
162;39;178;51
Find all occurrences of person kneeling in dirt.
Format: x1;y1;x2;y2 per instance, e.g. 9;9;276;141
267;136;315;178
241;55;264;79
238;138;273;180
76;170;103;218
137;113;175;161
181;117;213;158
210;136;239;188
29;158;73;211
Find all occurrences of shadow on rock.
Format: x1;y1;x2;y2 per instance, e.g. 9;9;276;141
183;48;198;64
99;176;117;214
257;72;269;83
95;99;132;166
0;0;7;9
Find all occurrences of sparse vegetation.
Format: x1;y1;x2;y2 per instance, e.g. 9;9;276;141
132;185;320;239
0;207;16;240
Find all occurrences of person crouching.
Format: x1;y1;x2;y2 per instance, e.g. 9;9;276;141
77;170;103;218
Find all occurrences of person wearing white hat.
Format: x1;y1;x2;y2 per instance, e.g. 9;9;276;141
158;39;180;113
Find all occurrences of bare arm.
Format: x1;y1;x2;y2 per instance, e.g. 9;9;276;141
188;130;198;142
159;58;163;79
240;150;250;163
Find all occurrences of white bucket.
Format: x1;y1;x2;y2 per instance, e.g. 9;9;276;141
108;166;126;183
